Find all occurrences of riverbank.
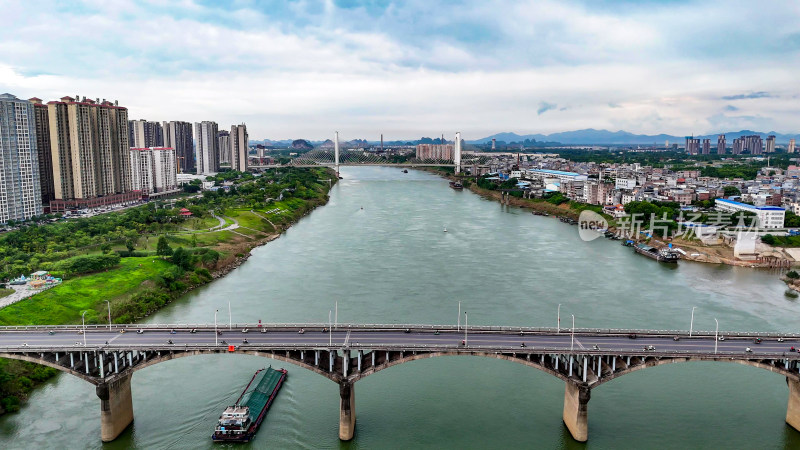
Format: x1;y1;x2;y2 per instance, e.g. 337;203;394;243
0;168;336;414
419;167;797;269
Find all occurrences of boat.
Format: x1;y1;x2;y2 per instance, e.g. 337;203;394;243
449;181;463;190
212;367;287;443
402;169;408;173
633;243;679;263
443;227;447;232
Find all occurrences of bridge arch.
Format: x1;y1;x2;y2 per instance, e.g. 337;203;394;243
0;351;100;385
593;356;800;389
346;350;571;384
127;349;338;382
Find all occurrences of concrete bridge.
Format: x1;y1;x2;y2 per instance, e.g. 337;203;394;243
2;323;800;442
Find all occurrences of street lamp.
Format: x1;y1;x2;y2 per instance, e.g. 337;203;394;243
689;306;697;337
458;301;461;331
215;309;219;346
714;318;719;354
335;301;338;330
81;311;88;346
228;301;232;330
557;304;561;333
571;314;575;352
329;310;332;346
464;311;468;346
104;300;112;331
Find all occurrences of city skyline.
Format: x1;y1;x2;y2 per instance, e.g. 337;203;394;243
2;0;799;140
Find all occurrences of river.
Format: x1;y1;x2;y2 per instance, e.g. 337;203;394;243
2;166;800;449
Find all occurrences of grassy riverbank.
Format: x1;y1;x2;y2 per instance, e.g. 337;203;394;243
0;167;336;413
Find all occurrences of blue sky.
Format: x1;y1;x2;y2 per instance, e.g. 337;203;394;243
1;0;799;140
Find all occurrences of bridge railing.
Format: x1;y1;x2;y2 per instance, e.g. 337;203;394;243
1;322;799;339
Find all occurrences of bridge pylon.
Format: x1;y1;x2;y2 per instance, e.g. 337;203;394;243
96;373;134;442
563;381;590;442
334;131;340;178
787;377;800;432
339;380;356;440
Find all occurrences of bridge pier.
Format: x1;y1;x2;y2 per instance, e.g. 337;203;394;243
787;378;800;432
339;381;356;440
96;373;134;442
563;382;590;442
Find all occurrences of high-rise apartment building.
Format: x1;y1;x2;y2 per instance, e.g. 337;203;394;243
415;144;454;160
702;139;710;155
194;121;219;175
28;97;55;206
47;95;135;211
130;119;164;148
744;135;763;154
163;121;194;173
685;137;700;155
717;134;726;154
765;135;776;153
217;130;230;164
790;139;796;154
732;137;744;155
130;147;177;196
0;93;43;222
231;124;249;172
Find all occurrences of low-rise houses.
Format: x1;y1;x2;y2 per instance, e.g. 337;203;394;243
478;152;794;230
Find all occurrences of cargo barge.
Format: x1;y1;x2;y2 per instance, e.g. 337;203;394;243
449;181;463;190
212;367;287;443
634;243;679;263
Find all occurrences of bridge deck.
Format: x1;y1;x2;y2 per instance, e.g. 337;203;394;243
1;324;798;358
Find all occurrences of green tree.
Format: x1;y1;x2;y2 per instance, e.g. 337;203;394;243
156;236;172;256
723;186;741;197
785;212;800;228
170;247;194;270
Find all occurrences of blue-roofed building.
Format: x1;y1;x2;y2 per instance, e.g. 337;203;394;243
715;198;785;228
526;168;587;183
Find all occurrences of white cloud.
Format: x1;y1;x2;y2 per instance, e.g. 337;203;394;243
1;0;799;139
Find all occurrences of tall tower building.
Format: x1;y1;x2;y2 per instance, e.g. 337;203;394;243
685;137;700;155
130;119;163;148
163;121;194;173
766;135;776;153
47;95;132;210
717;134;726;154
28;97;55;206
789;138;796;154
194;121;219;175
702;139;711;155
0;93;43;222
130;147;177;194
743;135;763;154
231;124;249;172
217;130;230;164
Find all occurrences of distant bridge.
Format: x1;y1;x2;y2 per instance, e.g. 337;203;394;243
250;132;495;172
2;323;800;442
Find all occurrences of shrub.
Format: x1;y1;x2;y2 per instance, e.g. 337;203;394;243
787;270;799;280
50;254;121;276
117;250;153;258
194;267;212;280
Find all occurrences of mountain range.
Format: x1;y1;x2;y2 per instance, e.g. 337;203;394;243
250;129;800;148
469;129;800;146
